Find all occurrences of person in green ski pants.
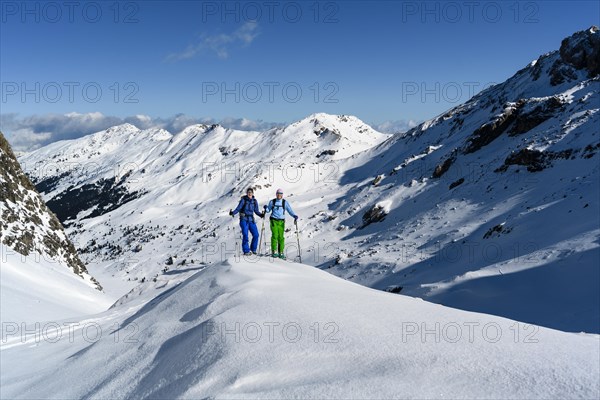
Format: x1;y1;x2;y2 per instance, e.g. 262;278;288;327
263;188;298;259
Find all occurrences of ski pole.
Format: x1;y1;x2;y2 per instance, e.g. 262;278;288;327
259;215;266;255
295;219;301;263
263;221;268;256
230;209;239;256
262;205;269;256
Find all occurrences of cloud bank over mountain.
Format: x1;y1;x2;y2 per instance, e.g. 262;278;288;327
1;112;415;152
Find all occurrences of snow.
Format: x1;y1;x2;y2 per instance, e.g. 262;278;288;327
19;94;600;331
18;91;599;333
2;27;599;399
0;245;111;324
1;256;598;399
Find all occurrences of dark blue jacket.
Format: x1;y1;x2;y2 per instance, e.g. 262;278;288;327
232;196;262;221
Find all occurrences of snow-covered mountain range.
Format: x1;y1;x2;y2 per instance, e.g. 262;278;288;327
1;26;599;400
15;27;600;334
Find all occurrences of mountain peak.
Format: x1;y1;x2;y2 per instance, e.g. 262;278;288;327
559;26;600;77
271;113;388;159
105;123;140;134
288;113;386;139
177;124;219;136
296;113;373;129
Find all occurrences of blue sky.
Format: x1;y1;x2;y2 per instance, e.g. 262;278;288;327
1;0;599;148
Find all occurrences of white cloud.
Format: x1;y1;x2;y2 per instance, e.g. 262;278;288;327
5;127;52;152
166;22;259;62
1;112;423;152
0;112;283;152
1;112;122;151
373;119;419;134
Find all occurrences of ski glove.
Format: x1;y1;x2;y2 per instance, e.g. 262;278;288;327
229;210;234;217
294;216;298;221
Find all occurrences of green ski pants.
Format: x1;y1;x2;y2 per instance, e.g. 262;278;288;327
270;218;285;254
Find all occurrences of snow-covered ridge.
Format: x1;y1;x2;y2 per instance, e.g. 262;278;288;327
1;257;598;399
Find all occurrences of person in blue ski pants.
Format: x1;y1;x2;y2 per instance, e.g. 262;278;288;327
230;187;264;255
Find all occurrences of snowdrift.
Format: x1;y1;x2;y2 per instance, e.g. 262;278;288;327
0;245;110;324
2;257;598;399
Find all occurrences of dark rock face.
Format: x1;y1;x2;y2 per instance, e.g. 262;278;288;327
316;149;337;158
432;153;457;178
559;26;600;77
449;178;465;190
530;53;551;81
314;127;340;138
218;146;238;156
361;204;387;228
503;148;547;172
548;26;600;86
386;286;403;294
372;174;384;186
483;223;512;239
509;96;564;136
583;143;600;159
496;148;575;173
550;59;579;86
465;96;564;154
464;104;520;154
0;132;101;290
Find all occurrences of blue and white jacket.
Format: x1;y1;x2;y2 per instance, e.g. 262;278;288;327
265;198;297;220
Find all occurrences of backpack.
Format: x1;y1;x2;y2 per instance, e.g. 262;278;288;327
271;198;286;215
239;196;257;218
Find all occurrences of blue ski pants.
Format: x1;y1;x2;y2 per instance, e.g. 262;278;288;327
240;218;259;254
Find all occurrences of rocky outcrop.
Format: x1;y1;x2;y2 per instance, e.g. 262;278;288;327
464;104;521;154
464;95;565;154
0;132;101;290
495;148;575;173
361;204;387;228
432;153;457;178
559;26;600;77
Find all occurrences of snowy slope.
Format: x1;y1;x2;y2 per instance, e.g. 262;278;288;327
316;26;600;333
15;27;600;334
1;257;598;399
1;131;106;325
1;131;100;290
0;245;111;323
